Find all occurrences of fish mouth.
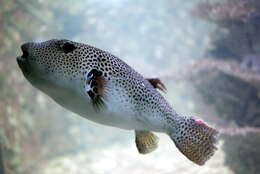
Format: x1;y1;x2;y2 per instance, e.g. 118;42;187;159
17;56;30;75
17;43;31;75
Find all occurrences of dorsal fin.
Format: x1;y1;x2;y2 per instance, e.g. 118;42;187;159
146;78;166;92
86;69;106;111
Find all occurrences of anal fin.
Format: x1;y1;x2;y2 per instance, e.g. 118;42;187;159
135;130;159;154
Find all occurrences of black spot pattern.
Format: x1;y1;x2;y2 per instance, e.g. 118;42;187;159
23;39;219;165
87;90;95;99
170;116;219;165
27;39;176;121
85;68;105;110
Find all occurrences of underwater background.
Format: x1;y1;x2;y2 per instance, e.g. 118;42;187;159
0;0;260;174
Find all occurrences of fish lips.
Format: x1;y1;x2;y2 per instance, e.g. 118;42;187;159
17;43;32;75
17;56;31;75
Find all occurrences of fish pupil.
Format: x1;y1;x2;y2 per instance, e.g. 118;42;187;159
61;42;76;54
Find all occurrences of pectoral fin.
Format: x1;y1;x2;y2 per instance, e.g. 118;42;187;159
135;130;159;154
85;69;106;110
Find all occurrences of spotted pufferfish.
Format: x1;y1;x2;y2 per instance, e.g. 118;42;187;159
17;39;219;165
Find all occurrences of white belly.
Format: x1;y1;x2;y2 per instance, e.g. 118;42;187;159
49;84;145;130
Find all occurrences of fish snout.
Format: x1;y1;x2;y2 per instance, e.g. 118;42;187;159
17;42;33;75
21;43;31;60
17;42;32;63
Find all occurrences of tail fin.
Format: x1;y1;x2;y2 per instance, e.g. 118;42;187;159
169;116;219;165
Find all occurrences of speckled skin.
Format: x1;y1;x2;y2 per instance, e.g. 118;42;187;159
17;39;218;165
18;39;176;131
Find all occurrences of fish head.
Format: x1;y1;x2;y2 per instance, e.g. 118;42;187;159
17;39;86;97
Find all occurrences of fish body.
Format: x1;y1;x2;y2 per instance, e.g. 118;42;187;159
17;39;218;165
241;54;260;74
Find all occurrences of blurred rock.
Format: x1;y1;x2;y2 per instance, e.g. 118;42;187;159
191;1;260;174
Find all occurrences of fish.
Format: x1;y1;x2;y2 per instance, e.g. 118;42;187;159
16;39;219;165
241;54;260;74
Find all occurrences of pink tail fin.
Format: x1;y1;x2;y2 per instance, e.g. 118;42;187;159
170;116;219;165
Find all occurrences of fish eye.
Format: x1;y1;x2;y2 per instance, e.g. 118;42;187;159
60;42;76;54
